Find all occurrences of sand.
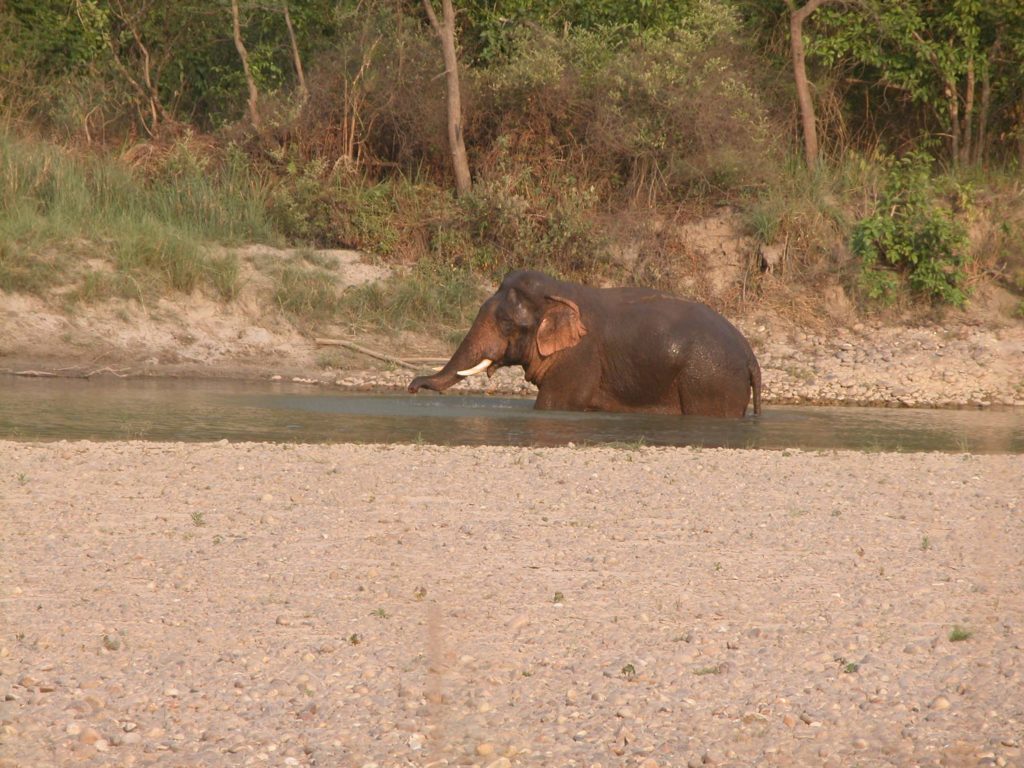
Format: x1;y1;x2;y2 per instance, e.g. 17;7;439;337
2;440;1022;767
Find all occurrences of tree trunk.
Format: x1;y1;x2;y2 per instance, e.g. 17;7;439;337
1018;103;1024;169
422;0;472;196
282;2;307;99
788;0;830;171
105;2;168;137
947;80;959;167
974;40;997;166
960;57;975;166
231;0;260;129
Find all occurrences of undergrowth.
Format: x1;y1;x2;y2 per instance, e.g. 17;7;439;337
338;259;484;338
852;152;970;307
0;130;274;302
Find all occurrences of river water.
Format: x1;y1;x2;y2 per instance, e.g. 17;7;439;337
1;377;1022;453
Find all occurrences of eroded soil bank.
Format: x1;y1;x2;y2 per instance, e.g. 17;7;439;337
2;441;1022;767
1;246;1022;409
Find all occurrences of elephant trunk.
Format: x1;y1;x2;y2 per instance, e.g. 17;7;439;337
408;298;506;394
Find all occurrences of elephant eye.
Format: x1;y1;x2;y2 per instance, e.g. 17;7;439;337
495;310;516;333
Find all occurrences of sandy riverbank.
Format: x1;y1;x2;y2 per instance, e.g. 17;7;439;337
3;254;1023;409
2;441;1022;767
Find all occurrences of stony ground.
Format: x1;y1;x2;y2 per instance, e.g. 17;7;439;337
2;441;1022;768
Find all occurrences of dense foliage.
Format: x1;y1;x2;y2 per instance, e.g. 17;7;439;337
2;0;1023;311
853;152;970;306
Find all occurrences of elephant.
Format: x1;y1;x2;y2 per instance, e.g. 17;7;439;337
408;270;761;418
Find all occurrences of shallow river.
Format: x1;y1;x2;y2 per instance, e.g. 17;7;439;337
1;377;1022;453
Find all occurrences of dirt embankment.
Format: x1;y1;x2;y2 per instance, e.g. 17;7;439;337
1;243;1022;408
1;442;1022;768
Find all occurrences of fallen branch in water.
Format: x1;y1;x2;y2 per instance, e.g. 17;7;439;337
11;365;132;379
86;366;131;378
314;338;421;371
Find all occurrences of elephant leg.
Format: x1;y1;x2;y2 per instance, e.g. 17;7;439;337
676;366;751;418
533;355;600;411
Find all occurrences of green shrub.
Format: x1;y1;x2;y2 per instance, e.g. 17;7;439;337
852;152;969;306
0;131;271;303
470;24;776;204
274;263;342;320
0;242;65;295
338;258;483;335
455;172;608;280
269;164;425;255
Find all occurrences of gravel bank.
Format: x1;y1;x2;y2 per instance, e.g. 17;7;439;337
2;441;1022;767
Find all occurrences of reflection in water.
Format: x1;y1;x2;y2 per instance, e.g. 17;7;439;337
1;376;1022;453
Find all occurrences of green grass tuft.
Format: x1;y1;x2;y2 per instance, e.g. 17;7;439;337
0;131;271;304
948;625;972;642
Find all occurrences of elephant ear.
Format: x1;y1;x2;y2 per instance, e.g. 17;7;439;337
536;296;587;357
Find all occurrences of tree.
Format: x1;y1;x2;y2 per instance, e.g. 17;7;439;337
281;2;306;99
809;0;1024;165
104;0;174;137
786;0;831;170
422;0;472;196
230;0;260;128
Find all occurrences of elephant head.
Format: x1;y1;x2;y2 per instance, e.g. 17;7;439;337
408;270;587;394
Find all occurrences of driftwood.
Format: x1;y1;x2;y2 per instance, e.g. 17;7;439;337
9;365;131;379
314;338;421;371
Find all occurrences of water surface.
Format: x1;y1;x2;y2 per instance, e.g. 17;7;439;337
1;377;1022;453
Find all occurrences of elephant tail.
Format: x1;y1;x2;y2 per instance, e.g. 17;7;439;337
749;356;762;416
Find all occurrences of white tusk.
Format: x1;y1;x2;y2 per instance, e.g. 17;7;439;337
457;358;493;377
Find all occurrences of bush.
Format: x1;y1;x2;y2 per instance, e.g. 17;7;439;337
0;130;275;303
852;152;970;306
274;262;342;320
338;258;483;336
454;171;609;279
469;20;777;205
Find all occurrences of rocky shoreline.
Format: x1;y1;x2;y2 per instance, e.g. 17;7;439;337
283;319;1024;410
2;270;1022;410
2;241;1023;410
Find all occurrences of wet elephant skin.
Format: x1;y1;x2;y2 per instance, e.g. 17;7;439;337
408;270;761;418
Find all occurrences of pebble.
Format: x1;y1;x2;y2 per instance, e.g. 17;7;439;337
78;726;102;745
4;430;1023;768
